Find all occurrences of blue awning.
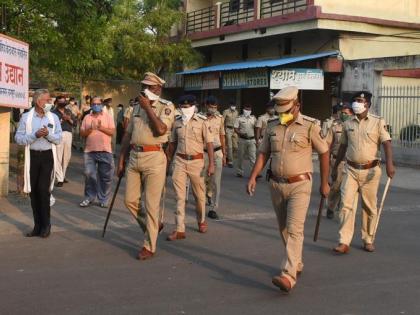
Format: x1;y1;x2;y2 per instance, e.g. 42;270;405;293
178;51;339;75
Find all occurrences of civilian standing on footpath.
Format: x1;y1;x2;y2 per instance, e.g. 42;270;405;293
15;89;62;238
117;72;175;261
247;86;330;293
79;97;116;208
53;95;76;187
332;91;395;254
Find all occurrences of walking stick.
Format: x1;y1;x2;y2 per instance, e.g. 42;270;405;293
102;175;123;238
313;196;326;242
372;177;392;243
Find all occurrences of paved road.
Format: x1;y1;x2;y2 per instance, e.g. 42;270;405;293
1;151;419;314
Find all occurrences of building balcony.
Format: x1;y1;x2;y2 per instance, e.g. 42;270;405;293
186;0;311;37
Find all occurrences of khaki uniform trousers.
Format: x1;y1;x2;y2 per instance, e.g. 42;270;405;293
225;128;237;163
125;150;167;253
204;151;223;210
236;138;256;176
327;159;345;211
55;131;73;182
338;164;381;245
269;178;312;288
172;157;206;233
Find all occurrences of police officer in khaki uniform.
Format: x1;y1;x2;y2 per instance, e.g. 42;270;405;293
247;86;330;293
223;101;239;167
204;96;226;220
117;72;175;261
255;100;276;146
234;104;257;177
332;91;395;254
324;104;353;219
166;95;215;241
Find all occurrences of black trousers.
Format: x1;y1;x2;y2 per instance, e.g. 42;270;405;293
29;149;54;230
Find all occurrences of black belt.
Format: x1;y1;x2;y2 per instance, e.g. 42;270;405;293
30;149;52;155
204;146;221;153
239;135;254;140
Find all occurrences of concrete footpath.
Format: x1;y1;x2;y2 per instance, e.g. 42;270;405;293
0;151;419;314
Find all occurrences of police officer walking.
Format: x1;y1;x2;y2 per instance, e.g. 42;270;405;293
234;104;257;178
247;86;330;293
222;101;239;168
117;72;175;261
332;91;395;254
255;100;276;147
324;104;353;219
166;95;215;241
204;96;226;220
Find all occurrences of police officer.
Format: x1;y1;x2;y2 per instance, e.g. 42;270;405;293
321;102;342;138
117;72;175;261
324;104;353;219
247;86;330;292
332;91;395;254
234;104;257;178
255;100;276;146
222;101;239;167
204;96;226;220
166;95;215;241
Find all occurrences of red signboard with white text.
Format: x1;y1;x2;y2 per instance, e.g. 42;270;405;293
0;33;29;109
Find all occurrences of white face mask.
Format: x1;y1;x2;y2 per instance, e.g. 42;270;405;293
230;106;236;111
181;106;196;124
351;101;366;114
243;109;251;117
144;88;160;101
43;103;53;113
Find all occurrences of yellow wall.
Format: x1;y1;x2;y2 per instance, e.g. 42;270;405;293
315;0;420;24
382;76;420;87
0;108;10;196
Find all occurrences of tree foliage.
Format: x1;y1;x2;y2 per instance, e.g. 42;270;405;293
2;0;199;91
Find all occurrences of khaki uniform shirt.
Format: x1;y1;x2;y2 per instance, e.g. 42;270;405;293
124;106;134;120
256;113;275;138
340;113;391;164
234;115;256;138
171;113;214;155
259;113;328;177
206;113;225;148
223;109;239;128
127;99;175;145
324;119;343;156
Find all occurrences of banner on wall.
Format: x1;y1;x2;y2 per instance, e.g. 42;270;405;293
270;68;324;90
0;33;29;109
222;69;268;89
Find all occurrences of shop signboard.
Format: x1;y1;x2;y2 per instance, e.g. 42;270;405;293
222;69;268;89
270;68;324;90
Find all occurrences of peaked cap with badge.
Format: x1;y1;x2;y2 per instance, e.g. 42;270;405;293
272;86;299;113
141;72;166;86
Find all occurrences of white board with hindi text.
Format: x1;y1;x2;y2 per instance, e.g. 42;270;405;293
0;33;29;109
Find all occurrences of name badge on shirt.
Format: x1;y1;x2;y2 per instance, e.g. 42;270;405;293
47;123;53;128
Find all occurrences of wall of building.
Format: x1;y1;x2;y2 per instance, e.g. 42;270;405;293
0;108;10;196
315;0;420;24
382;76;420;87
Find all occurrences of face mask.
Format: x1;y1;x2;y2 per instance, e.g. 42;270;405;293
352;102;366;114
243;110;251;117
181;106;196;124
279;112;294;125
340;113;352;122
230;106;236;111
57;102;66;108
43;103;53;113
92;104;103;113
144;88;160;101
118;107;123;112
207;108;217;115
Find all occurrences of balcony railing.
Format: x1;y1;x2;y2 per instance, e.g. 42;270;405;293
220;1;255;27
261;0;308;19
186;6;216;34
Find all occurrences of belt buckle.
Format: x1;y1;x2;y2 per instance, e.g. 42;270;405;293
186;155;193;160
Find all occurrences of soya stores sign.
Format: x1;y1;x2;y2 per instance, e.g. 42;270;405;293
222;69;268;89
0;33;29;108
270;69;324;90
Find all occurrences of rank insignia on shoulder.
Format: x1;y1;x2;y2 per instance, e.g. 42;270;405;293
159;98;171;105
175;115;182;120
47;123;53;128
197;113;207;120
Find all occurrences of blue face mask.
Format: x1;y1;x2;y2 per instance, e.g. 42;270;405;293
91;104;103;113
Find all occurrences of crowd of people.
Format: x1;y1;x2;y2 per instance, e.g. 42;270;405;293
14;72;395;294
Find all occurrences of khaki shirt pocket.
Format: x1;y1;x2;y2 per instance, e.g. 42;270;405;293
191;127;203;143
292;134;310;151
366;131;379;145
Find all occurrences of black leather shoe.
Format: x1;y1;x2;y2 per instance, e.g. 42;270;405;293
40;225;51;238
326;209;334;219
56;182;63;187
26;228;41;237
207;210;219;220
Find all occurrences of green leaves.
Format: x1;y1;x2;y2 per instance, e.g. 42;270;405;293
3;0;199;91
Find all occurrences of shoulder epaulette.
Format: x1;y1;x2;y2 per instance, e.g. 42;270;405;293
159;98;172;105
175;115;182;121
302;115;317;123
196;113;207;120
267;118;279;126
216;112;223;118
370;113;382;119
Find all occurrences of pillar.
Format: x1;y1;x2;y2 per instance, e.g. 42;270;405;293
0;107;10;197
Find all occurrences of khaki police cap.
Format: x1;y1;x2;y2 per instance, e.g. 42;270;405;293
273;86;299;113
141;72;166;86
